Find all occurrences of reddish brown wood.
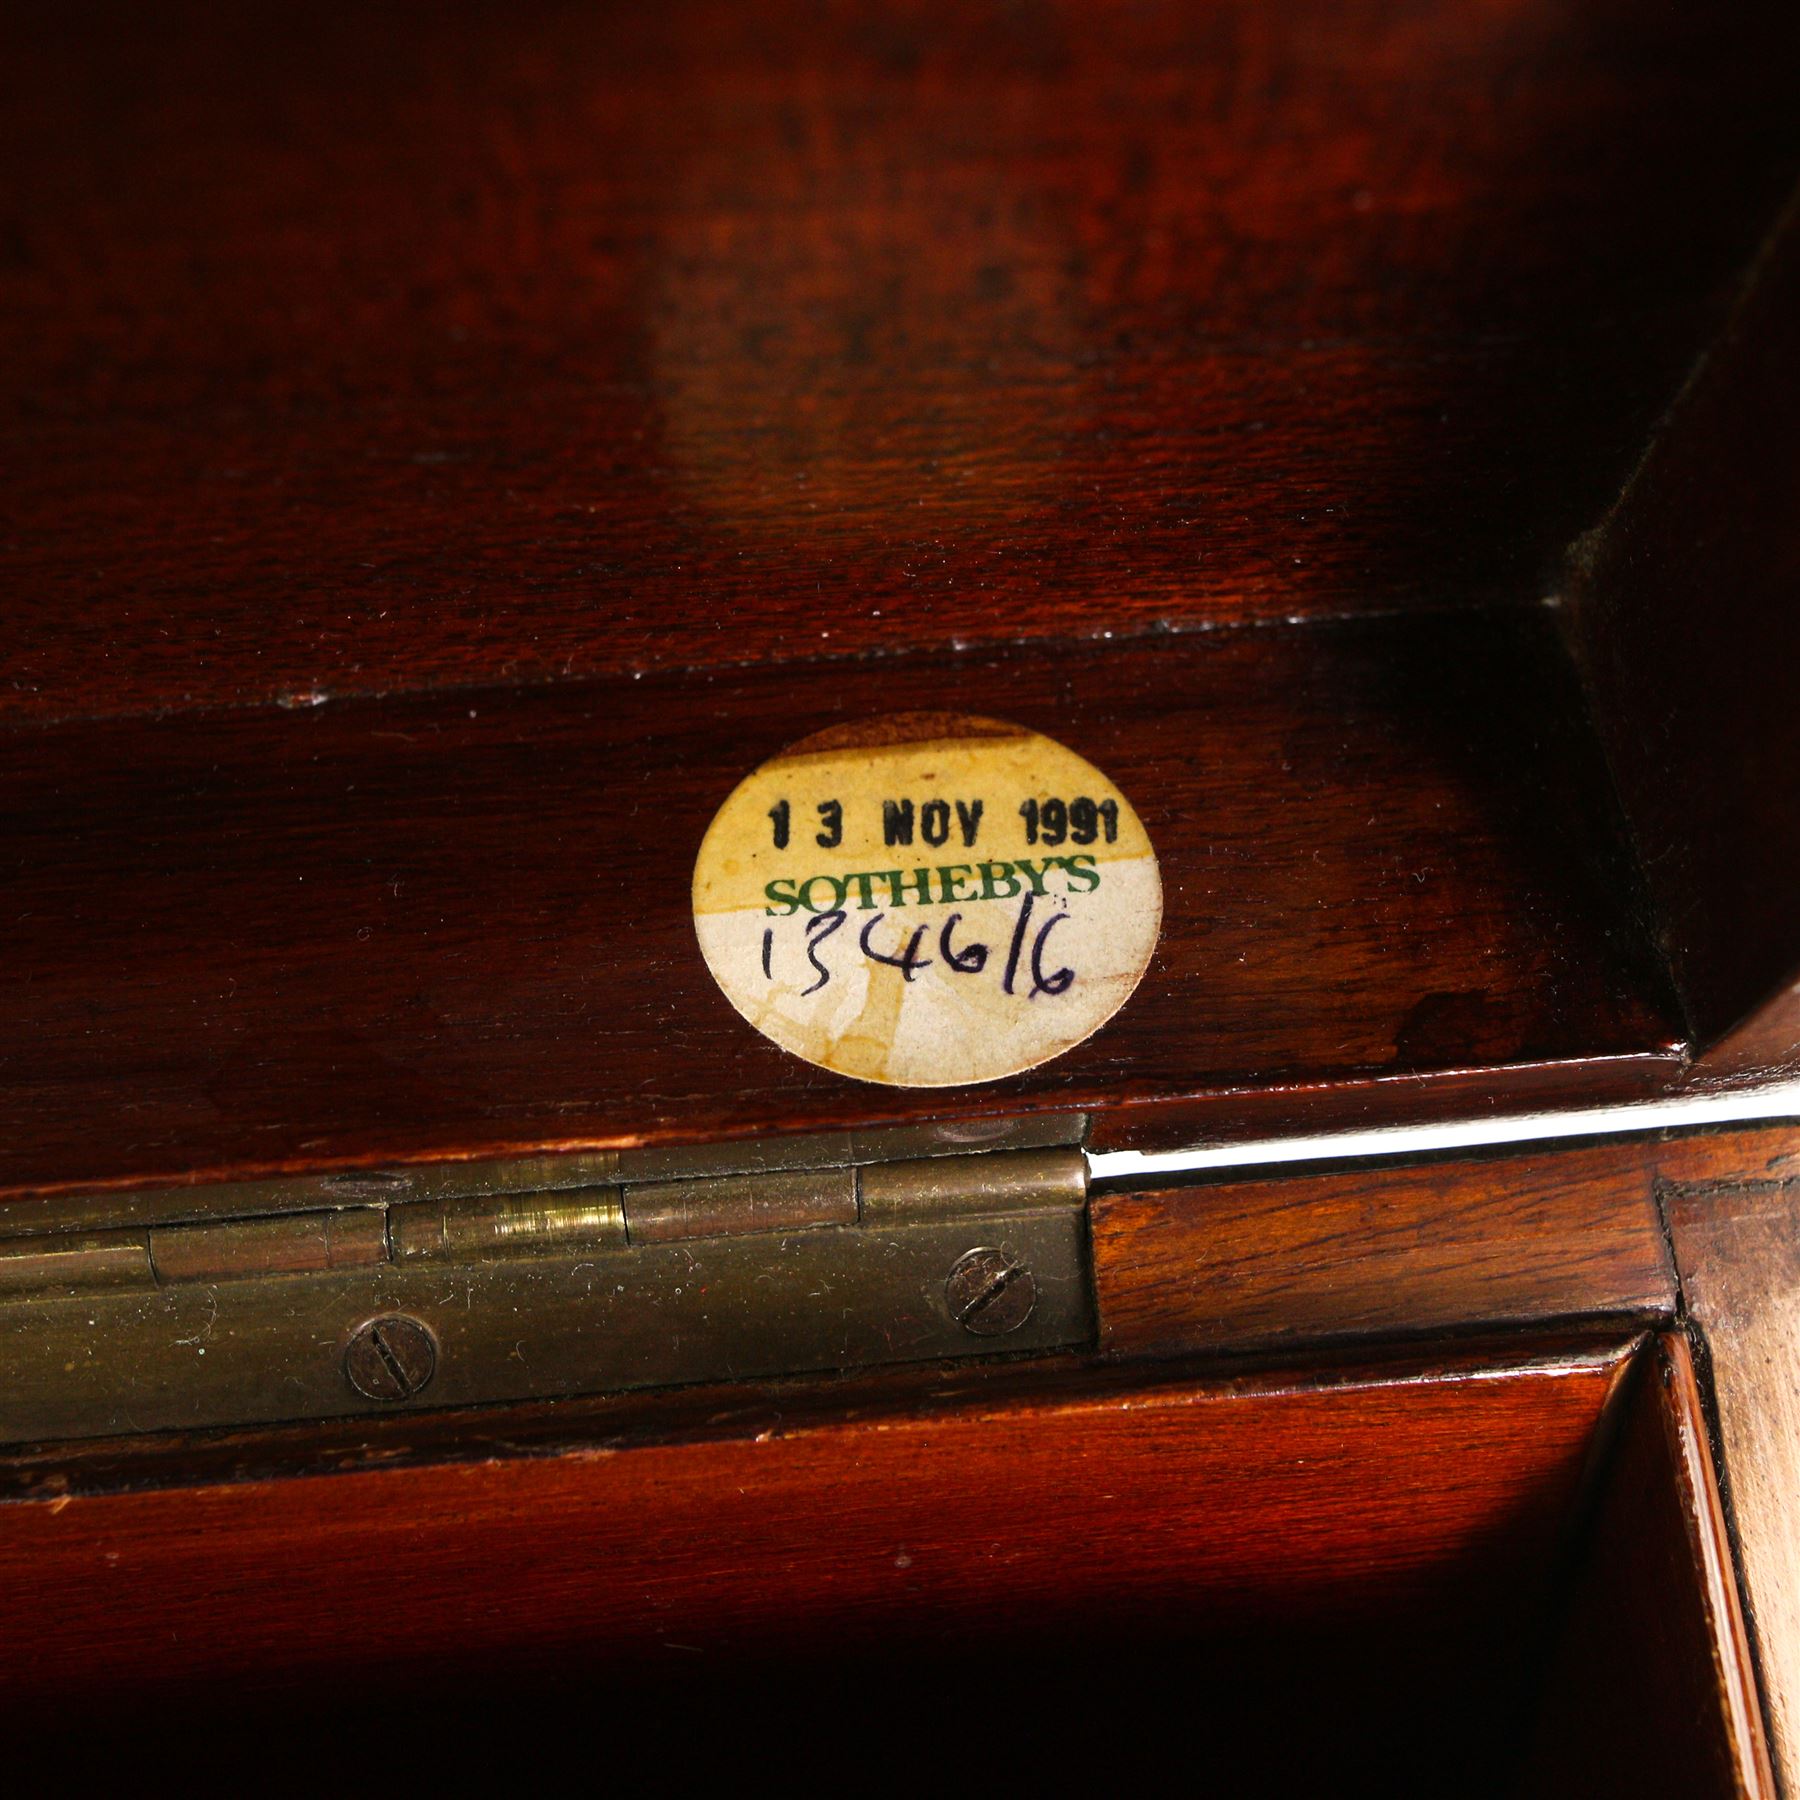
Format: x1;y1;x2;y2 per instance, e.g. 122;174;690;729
1566;195;1800;1071
1519;1334;1774;1798
1659;1138;1800;1788
1093;1138;1675;1360
0;1342;1629;1773
1651;1125;1800;1192
2;1;1797;722
1085;1056;1681;1153
0;613;1676;1199
6;5;1800;1769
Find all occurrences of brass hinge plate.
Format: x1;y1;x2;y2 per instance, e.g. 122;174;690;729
0;1119;1092;1444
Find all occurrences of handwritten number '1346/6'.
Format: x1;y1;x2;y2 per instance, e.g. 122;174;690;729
761;894;1074;1002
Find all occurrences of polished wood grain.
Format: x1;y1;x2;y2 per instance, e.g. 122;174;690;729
0;1342;1630;1777
2;0;1797;722
1519;1333;1774;1799
0;612;1677;1199
1089;1056;1682;1154
1660;1135;1800;1793
1092;1137;1675;1360
1566;195;1800;1070
6;1;1800;1769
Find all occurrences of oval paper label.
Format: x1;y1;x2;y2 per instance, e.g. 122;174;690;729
691;713;1161;1086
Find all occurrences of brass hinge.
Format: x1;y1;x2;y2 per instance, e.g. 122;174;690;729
0;1117;1092;1445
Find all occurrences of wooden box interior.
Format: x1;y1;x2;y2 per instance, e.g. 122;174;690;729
2;4;1797;1775
0;1333;1762;1792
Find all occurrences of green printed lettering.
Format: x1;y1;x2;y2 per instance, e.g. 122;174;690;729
879;868;935;907
936;864;974;904
979;861;1022;900
1060;853;1101;894
798;873;849;914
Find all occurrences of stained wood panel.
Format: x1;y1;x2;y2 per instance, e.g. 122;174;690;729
1093;1138;1675;1359
1516;1334;1774;1798
0;612;1676;1198
2;0;1797;721
0;1344;1629;1780
1660;1139;1800;1794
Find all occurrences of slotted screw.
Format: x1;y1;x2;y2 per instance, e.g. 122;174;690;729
946;1247;1038;1337
344;1314;437;1401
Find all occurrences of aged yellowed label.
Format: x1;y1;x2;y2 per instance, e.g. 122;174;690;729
692;713;1161;1086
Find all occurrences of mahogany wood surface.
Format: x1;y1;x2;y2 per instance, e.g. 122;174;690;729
0;1329;1618;1501
1093;1136;1676;1360
1087;1055;1682;1155
0;1341;1630;1778
1661;1130;1800;1792
3;0;1798;723
1518;1333;1774;1799
0;611;1677;1198
1566;196;1800;1070
6;3;1800;1768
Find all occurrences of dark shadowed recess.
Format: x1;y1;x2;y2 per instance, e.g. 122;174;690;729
1567;194;1800;1071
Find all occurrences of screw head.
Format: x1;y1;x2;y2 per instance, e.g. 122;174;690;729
946;1247;1037;1337
344;1315;438;1401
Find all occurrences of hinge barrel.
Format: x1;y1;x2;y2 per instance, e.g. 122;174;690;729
0;1231;153;1297
149;1209;388;1283
859;1147;1087;1222
391;1192;626;1261
624;1168;856;1244
0;1209;393;1294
